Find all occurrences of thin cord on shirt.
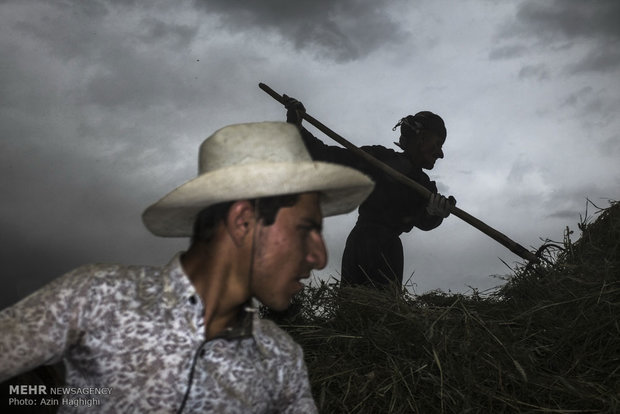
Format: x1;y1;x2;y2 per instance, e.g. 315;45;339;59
176;338;207;414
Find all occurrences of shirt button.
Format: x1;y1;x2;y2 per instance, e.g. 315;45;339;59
199;349;206;358
189;295;197;305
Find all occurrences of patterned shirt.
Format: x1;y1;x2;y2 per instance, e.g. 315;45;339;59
0;254;318;413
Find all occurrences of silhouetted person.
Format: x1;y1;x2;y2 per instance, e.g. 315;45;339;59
285;97;455;289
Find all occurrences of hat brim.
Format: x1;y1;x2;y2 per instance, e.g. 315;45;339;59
142;161;374;237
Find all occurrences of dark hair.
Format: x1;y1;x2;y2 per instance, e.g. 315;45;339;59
191;194;300;245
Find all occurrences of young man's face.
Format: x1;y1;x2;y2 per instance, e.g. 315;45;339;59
250;192;327;311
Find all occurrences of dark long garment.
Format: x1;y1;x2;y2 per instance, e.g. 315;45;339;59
298;127;443;287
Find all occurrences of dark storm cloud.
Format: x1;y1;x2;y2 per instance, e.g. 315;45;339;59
488;44;527;60
517;64;549;81
0;112;193;308
515;0;620;43
560;85;619;135
0;185;187;309
1;0;618;307
83;51;198;110
137;18;198;47
494;0;620;74
560;86;594;108
13;1;197;59
0;0;205;307
488;0;620;139
546;209;579;221
543;186;614;224
193;0;407;62
0;219;85;309
8;1;203;111
567;46;620;75
11;1;109;60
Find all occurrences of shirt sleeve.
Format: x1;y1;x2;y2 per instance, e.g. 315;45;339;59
0;266;95;382
298;127;371;174
410;176;443;231
280;342;318;414
256;318;319;413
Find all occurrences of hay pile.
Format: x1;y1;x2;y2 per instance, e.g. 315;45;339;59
2;202;617;413
265;200;620;413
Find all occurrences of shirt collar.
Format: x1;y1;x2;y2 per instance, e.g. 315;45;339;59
161;252;198;309
213;304;256;340
163;252;257;340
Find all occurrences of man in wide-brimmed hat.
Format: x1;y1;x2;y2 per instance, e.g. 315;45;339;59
0;122;374;413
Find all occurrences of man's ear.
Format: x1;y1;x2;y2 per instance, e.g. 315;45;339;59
225;200;256;246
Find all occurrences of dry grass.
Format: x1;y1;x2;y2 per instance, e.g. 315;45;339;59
265;200;620;413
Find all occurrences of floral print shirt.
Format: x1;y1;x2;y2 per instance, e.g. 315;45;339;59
0;253;317;413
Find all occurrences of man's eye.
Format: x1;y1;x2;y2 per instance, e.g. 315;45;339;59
299;225;321;234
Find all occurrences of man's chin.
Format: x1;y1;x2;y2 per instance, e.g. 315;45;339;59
264;298;291;312
269;303;290;313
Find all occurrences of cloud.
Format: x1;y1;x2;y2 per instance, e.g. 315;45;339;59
10;1;109;60
496;0;620;74
488;44;528;60
1;0;618;309
3;1;205;113
137;17;198;47
543;186;612;222
515;0;620;42
518;64;549;81
193;0;408;62
600;134;620;157
546;209;579;221
567;46;620;75
558;84;620;132
560;86;593;108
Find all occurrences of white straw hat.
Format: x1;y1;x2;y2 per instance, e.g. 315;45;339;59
142;122;374;236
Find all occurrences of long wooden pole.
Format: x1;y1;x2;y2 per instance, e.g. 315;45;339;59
259;82;539;264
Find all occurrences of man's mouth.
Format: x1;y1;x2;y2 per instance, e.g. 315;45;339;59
293;274;310;291
292;280;305;294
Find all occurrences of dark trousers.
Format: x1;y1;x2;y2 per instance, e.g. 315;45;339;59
340;223;404;288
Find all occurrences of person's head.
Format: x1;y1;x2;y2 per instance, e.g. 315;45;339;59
142;122;374;309
189;192;327;310
393;111;446;170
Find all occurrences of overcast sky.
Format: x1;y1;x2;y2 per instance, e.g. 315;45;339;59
1;0;619;309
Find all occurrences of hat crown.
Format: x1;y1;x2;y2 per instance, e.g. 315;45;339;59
198;122;311;174
142;121;375;237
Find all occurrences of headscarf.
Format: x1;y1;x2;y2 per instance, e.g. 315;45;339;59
393;111;446;151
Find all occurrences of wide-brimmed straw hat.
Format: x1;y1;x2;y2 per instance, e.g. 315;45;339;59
142;122;374;236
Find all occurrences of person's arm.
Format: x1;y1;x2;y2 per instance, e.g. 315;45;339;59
402;169;456;231
283;95;368;172
0;267;93;382
258;318;318;413
415;192;456;231
279;343;318;414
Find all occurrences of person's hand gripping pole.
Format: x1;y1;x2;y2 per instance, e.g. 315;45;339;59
426;194;457;218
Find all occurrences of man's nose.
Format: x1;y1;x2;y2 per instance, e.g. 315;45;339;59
307;231;327;270
436;148;444;159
